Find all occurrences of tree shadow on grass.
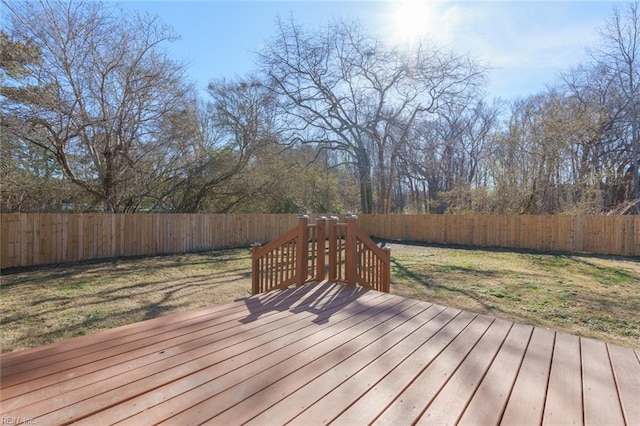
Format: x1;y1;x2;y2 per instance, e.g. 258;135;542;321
0;248;252;288
390;257;510;319
390;254;640;347
0;269;253;353
563;255;640;284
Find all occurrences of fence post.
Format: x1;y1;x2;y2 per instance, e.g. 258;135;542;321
296;215;309;286
315;217;327;281
251;242;262;295
345;214;358;286
382;246;391;293
328;216;339;282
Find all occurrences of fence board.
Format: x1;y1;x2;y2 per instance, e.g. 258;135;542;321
1;213;638;269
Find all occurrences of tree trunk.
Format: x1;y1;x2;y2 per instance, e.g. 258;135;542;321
631;94;639;213
356;148;373;214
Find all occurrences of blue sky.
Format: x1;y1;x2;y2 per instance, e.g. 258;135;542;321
113;1;617;99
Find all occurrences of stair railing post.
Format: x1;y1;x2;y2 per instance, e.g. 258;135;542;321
315;217;327;281
345;214;358;286
328;216;339;282
251;242;262;295
296;215;309;286
382;246;391;293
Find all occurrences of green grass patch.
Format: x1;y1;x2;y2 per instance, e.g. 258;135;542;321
390;244;639;348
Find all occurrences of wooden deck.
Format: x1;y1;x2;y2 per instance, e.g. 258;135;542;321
1;281;638;425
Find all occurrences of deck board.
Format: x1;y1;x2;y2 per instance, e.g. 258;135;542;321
1;281;637;425
414;318;513;425
500;327;555;425
582;338;626;425
608;344;640;425
542;332;583;425
457;322;533;425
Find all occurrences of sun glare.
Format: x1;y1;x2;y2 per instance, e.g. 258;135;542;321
389;0;433;45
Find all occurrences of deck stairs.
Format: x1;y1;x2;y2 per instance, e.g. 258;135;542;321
251;215;390;295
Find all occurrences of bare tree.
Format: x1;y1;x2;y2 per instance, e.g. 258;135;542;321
260;18;485;213
592;1;640;212
561;63;630;212
397;99;499;213
2;0;191;212
155;77;282;213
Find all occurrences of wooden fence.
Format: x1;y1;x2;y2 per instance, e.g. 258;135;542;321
357;214;640;257
0;213;314;269
1;213;638;269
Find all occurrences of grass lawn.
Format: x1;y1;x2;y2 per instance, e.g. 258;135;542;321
389;243;639;349
1;244;638;353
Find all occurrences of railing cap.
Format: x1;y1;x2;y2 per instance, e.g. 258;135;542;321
329;216;339;221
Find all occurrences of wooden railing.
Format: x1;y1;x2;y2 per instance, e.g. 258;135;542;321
251;215;390;295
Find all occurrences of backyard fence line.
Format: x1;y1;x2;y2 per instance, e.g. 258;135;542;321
1;213;638;269
0;213;321;269
357;214;640;258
